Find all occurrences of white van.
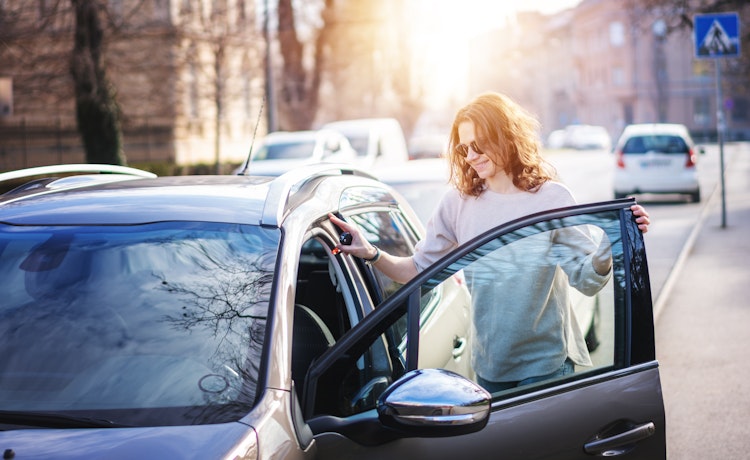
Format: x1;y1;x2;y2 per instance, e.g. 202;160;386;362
322;118;409;169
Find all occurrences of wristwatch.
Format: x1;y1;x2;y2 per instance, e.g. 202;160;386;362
364;246;381;264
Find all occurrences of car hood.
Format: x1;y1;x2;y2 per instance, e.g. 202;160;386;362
0;422;257;459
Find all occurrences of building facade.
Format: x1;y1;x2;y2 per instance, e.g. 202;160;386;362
0;0;265;171
469;0;749;143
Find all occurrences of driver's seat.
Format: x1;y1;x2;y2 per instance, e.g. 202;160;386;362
292;304;335;388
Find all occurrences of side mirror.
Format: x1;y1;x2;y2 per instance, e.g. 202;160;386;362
377;369;490;438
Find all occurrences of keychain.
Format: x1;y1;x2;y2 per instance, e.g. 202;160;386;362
332;232;352;254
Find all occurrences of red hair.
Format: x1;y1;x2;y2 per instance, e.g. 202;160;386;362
447;92;556;197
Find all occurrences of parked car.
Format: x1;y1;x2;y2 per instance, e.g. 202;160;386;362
545;129;568;149
407;133;448;160
545;125;612;151
322;117;410;169
613;123;702;202
0;164;665;459
564;125;612;151
236;129;357;176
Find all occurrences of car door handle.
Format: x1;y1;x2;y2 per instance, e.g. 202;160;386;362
452;336;467;359
584;421;656;456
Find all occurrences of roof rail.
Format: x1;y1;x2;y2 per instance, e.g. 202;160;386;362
261;164;377;226
0;164;156;185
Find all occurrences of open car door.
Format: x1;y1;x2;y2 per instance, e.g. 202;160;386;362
303;198;666;460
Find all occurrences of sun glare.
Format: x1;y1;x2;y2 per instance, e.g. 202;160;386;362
408;0;581;109
407;0;511;108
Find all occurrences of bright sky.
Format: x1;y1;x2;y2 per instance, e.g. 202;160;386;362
409;0;582;109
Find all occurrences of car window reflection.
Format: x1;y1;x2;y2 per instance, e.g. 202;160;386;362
0;222;278;426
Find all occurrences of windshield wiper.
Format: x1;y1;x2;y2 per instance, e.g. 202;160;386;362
0;410;130;429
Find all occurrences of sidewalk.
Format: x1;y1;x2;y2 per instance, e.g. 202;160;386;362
654;143;750;459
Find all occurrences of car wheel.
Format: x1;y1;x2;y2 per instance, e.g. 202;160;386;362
585;296;601;352
690;189;701;203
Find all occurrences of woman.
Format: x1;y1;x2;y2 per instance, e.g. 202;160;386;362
330;91;650;391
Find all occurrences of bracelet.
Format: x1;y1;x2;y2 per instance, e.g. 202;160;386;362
363;246;381;264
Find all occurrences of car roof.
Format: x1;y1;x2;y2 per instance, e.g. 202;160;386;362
0;164;382;227
0;175;273;226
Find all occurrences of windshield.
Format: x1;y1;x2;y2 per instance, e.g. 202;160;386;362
253;140;316;160
343;135;369;157
0;222;279;427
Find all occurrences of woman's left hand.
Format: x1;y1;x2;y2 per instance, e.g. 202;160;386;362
631;204;651;233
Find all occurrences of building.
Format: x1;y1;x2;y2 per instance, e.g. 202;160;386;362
468;0;750;143
0;1;265;171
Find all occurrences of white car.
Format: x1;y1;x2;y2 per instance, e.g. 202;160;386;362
322;118;410;169
613;123;701;202
237;129;357;176
564;125;612;151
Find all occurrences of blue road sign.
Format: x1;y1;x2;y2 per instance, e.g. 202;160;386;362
694;13;740;58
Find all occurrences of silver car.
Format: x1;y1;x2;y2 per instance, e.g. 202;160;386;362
0;164;665;459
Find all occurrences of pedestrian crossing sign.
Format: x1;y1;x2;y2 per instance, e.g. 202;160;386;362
694;13;740;58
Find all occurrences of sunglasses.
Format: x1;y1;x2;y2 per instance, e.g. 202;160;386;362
454;140;485;157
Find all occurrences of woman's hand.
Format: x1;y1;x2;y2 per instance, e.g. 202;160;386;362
631;204;651;233
328;213;378;259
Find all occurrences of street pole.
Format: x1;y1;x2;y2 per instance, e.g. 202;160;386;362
694;12;740;229
715;60;727;228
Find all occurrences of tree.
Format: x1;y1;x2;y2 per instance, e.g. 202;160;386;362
275;0;335;130
1;1;264;170
273;0;423;136
70;0;125;165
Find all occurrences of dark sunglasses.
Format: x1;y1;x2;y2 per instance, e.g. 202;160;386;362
454;140;484;157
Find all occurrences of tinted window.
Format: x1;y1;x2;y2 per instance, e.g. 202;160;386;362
0;222;278;426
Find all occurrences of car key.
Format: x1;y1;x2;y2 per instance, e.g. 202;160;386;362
332;232;352;254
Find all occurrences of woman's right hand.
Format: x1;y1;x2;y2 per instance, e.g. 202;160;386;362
328;213;378;259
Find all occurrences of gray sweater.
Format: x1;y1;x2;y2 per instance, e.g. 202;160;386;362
412;182;610;382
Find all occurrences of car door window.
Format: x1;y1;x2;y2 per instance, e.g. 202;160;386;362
306;204;640;417
428;220;616;395
387;214;617;396
346;210;418;302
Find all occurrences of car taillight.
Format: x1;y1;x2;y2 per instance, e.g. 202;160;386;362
686;148;697;168
616;149;625;168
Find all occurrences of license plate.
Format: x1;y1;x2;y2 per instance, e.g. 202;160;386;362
640;159;671;168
